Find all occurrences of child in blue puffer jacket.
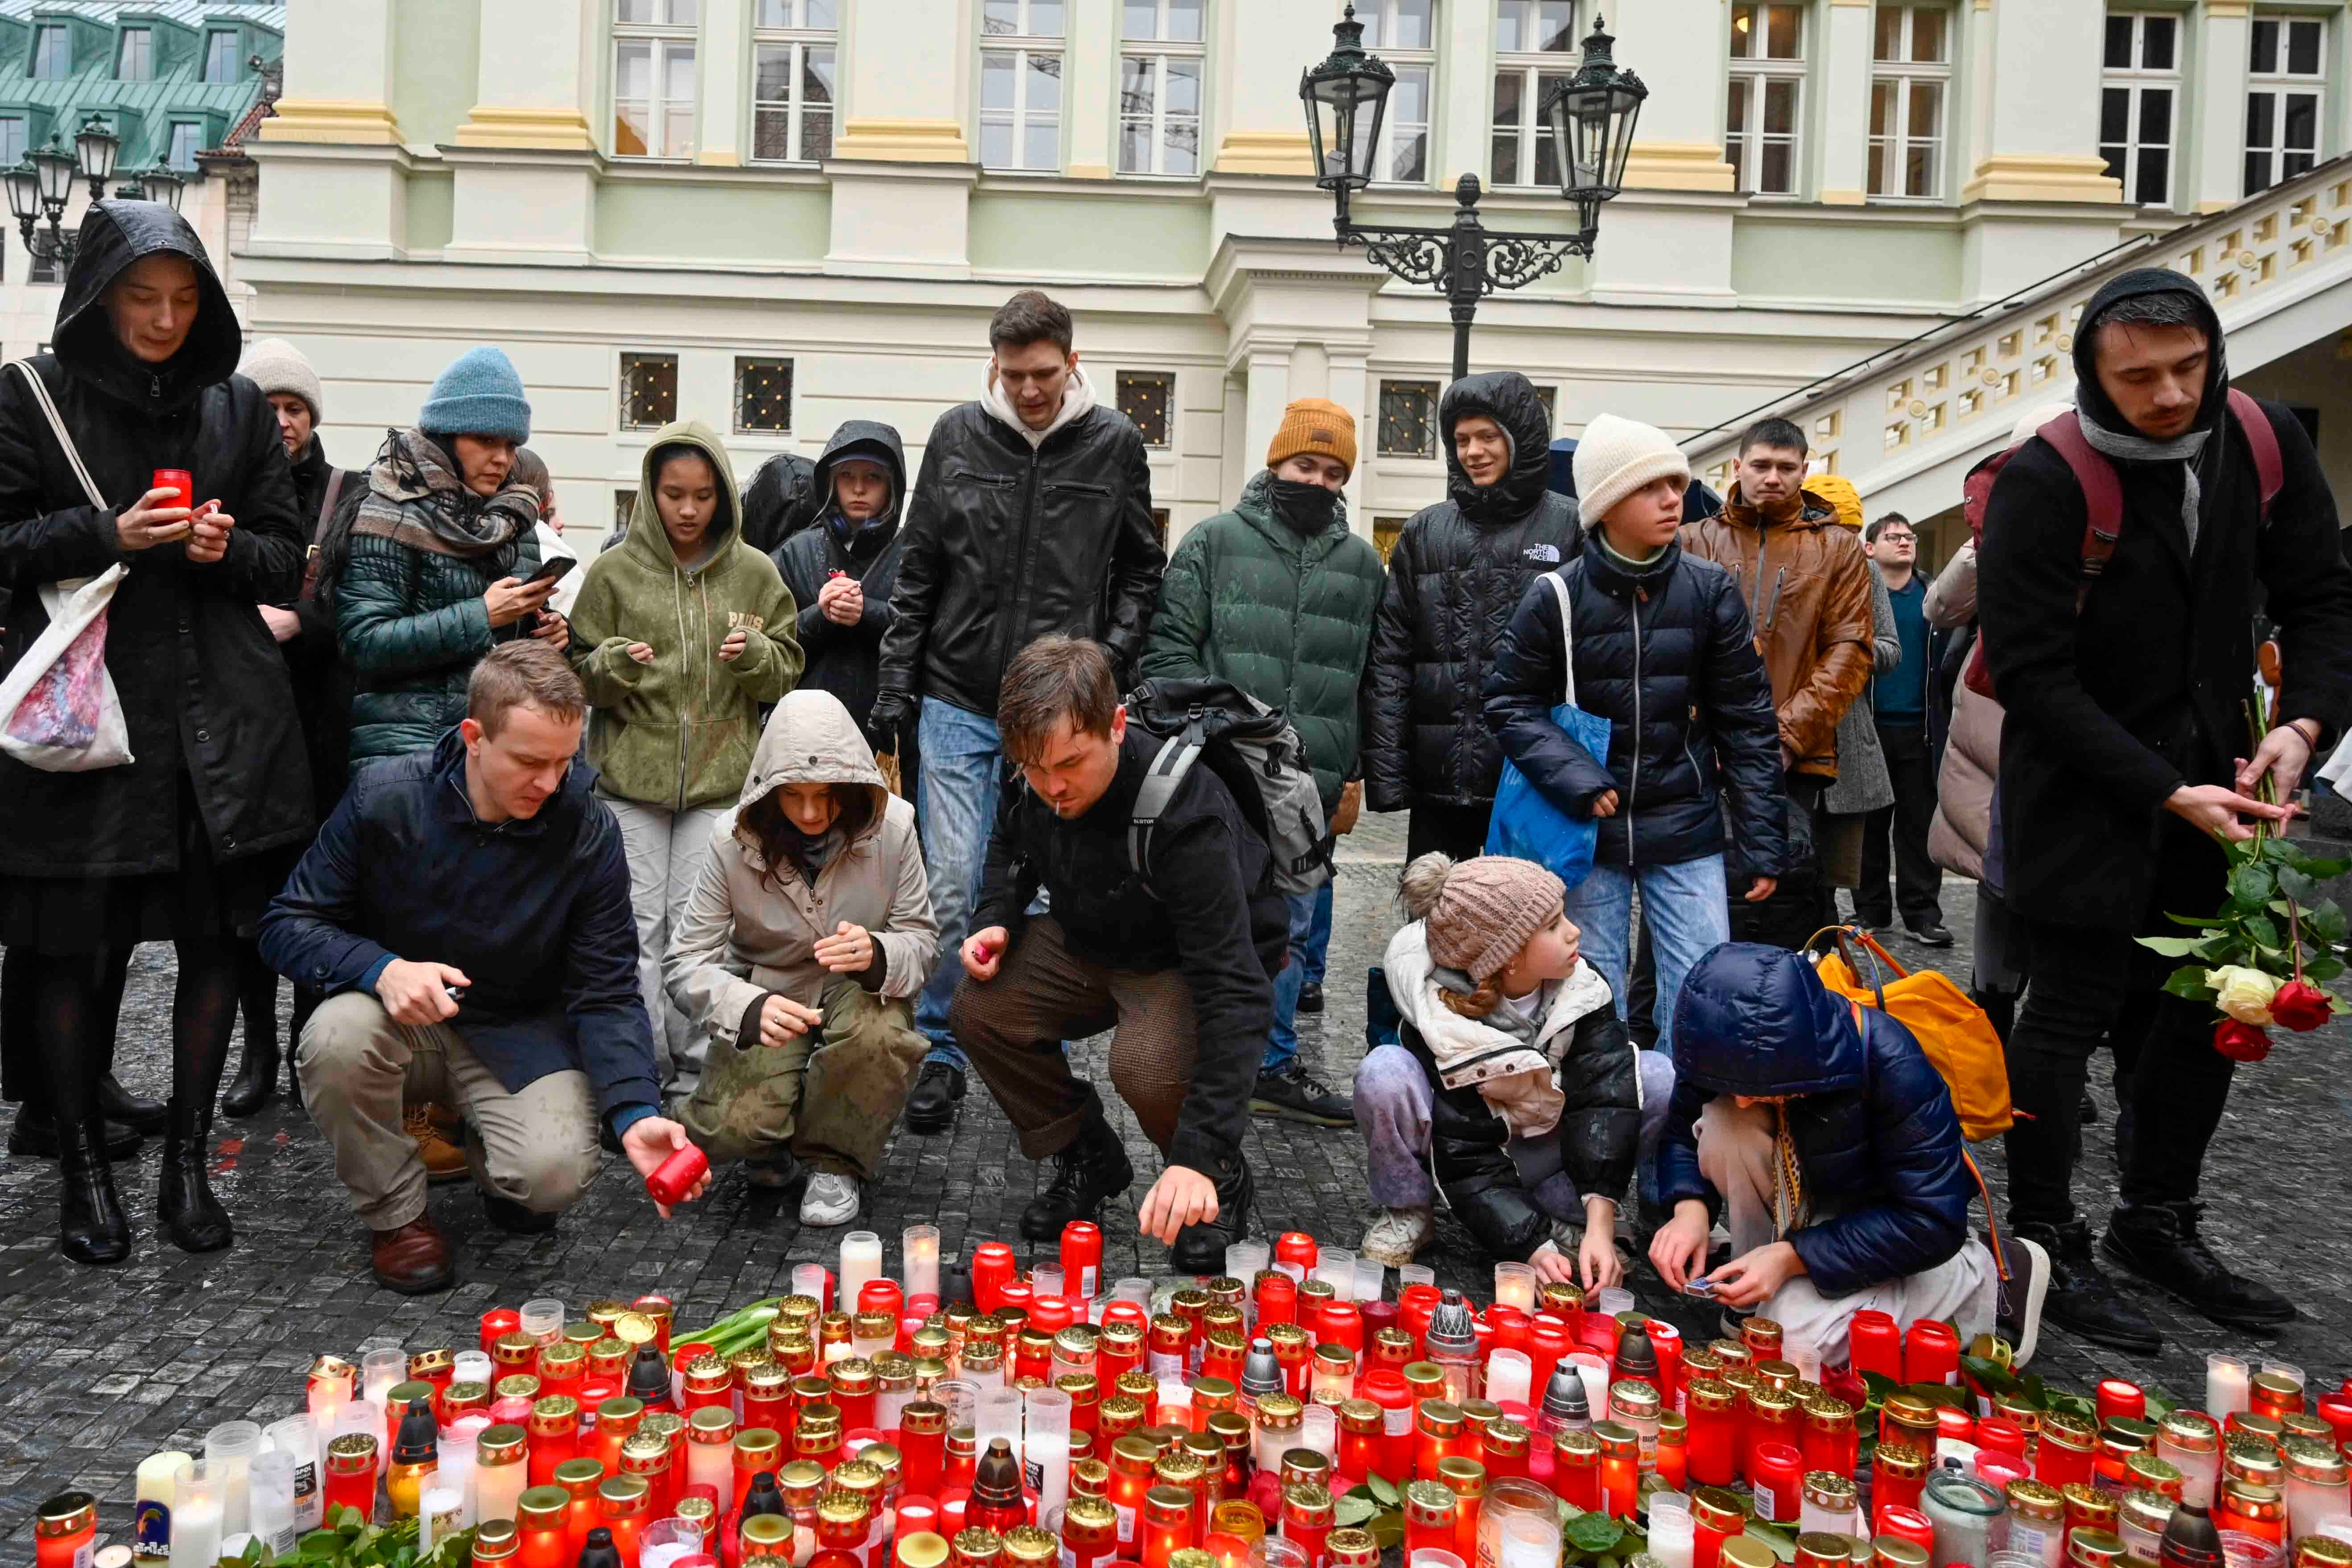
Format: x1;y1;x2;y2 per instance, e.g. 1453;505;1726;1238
1650;943;2051;1369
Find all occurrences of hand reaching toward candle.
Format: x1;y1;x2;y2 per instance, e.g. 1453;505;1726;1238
621;1116;710;1218
1705;1239;1804;1309
1137;1164;1218;1244
1578;1195;1625;1290
1647;1198;1712;1292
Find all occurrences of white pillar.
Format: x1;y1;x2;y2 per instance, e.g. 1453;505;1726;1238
249;0;407;258
2190;3;2252;212
831;0;971;161
450;0;598;151
1958;0;2118;203
1610;0;1736;192
1816;0;1873;204
1066;1;1115;179
1208;0;1326;173
697;0;749;166
1287;341;1331;400
1244;348;1293;475
256;0;400;145
1436;0;1496;190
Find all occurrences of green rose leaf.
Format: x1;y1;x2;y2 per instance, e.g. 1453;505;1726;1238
2135;936;2205;957
1334;1495;1381;1527
2304;954;2345;982
1567;1513;1628;1554
1367;1473;1399;1506
2278;869;2323;904
2233;863;2278;904
2306;902;2349;945
2162;966;2219;1000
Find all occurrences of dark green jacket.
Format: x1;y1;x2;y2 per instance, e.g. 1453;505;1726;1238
1141;470;1386;809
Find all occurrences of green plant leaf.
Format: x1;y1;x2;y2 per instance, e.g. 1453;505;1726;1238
2233;863;2278;904
2300;856;2351;879
2143;1384;2181;1423
1371;1514;1407;1550
2278;869;2323;904
1861;1370;1903;1407
2305;954;2345;982
1370;1471;1402;1506
1567;1514;1628;1554
1960;1353;2022;1395
1335;1495;1380;1527
2308;903;2349;945
2246;914;2283;949
2135;936;2205;957
2162;966;2219;1000
1744;1524;1800;1563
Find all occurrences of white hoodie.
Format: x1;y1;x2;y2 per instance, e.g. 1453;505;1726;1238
984;361;1098;449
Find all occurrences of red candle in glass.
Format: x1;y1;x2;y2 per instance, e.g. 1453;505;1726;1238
1975;1418;2027;1459
152;467;194;512
1936;1406;1975;1447
646;1143;707;1208
1750;1442;1803;1525
1552;1436;1601;1513
2096;1379;2146;1423
1361;1300;1399;1341
1062;1221;1104;1304
1974;1452;2030;1493
1316;1303;1363;1365
1276;1234;1319;1274
997;1281;1035;1324
972;1242;1017;1313
898;1494;941;1539
483;1309;523;1355
1691;1492;1741;1568
859;1280;904;1321
1484;1305;1529;1357
1646;1321;1685;1406
1684;1381;1737;1488
1875;1504;1934;1554
1527;1317;1571;1398
1903;1321;1959;1387
1848;1310;1901;1383
1359;1368;1412;1481
1254;1272;1298;1329
2319;1393;2352;1448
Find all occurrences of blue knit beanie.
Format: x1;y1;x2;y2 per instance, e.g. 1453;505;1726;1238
419;345;531;444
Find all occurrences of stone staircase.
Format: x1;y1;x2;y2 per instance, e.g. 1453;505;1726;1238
1685;153;2352;522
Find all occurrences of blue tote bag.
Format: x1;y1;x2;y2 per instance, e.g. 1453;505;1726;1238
1484;570;1614;889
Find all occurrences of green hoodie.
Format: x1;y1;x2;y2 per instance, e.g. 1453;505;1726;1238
570;421;805;809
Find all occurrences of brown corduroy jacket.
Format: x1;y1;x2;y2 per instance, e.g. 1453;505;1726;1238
1679;483;1875;779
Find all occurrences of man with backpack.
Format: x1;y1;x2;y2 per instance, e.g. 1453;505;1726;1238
1979;268;2352;1351
948;636;1287;1270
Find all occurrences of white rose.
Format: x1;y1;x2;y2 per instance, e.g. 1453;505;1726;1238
2205;965;2280;1026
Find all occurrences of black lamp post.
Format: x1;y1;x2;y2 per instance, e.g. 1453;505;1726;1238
1302;7;1647;381
4;115;179;277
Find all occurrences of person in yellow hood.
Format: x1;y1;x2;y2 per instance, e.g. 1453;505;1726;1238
569;421;804;1104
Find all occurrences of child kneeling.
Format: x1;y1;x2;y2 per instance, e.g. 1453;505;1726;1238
1356;852;1674;1284
1649;942;2050;1368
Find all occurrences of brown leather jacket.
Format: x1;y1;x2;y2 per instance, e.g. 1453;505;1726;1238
1679;483;1874;779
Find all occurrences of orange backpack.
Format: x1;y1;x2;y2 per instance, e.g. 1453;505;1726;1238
1808;926;2014;1142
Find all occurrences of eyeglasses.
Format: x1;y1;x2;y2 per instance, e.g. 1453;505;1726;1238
1877;532;1915;543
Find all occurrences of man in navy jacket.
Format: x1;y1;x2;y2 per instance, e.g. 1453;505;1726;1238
261;641;707;1294
1648;945;2049;1369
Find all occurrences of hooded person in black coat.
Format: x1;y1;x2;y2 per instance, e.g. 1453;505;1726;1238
1362;371;1581;860
773;421;911;754
0;201;310;1267
1978;267;2352;1350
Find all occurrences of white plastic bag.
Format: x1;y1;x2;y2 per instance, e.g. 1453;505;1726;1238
0;563;133;771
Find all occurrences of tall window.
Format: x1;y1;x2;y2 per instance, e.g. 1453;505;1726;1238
1119;0;1204;176
118;28;153;81
1868;5;1949;199
167;123;201;171
1378;380;1441;458
202;29;239;82
2246;13;2324;194
621;353;680;429
735;356;794;433
615;0;699;160
1117;370;1175;446
1360;0;1436;184
981;0;1064;171
1491;1;1573;188
1727;3;1803;196
0;120;25;169
751;0;835;162
30;25;68;78
2101;13;2178;207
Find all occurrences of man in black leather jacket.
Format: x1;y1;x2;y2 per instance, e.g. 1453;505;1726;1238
871;291;1164;1135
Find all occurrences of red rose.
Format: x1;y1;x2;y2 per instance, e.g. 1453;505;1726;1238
2269;979;2334;1032
2213;1018;2274;1062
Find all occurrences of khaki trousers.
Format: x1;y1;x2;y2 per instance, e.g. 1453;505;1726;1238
950;916;1197;1159
678;980;928;1179
297;991;602;1231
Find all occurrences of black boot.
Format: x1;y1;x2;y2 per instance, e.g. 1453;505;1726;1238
9;1103;141;1161
902;1060;966;1135
2103;1201;2296;1330
1020;1116;1135;1242
219;1032;279;1119
1172;1155;1254;1275
159;1096;234;1252
97;1073;166;1134
2010;1218;2160;1354
55;1113;130;1265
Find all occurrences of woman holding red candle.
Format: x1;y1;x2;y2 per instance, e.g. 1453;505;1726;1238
1647;946;2053;1373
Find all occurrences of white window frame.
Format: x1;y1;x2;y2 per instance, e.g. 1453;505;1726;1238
1868;4;1951;201
1360;0;1439;186
166;123;201;171
613;0;700;161
981;0;1065;172
1727;3;1806;198
2100;12;2179;208
118;27;153;82
2245;12;2325;195
1118;0;1205;177
749;0;836;164
30;25;68;79
202;29;238;83
1490;0;1576;190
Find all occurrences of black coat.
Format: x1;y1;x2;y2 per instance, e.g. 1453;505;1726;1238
283;433;361;818
1363;372;1581;812
772;421;906;743
741;450;821;555
1978;268;2352;929
877;389;1164;719
0;200;309;878
1484;537;1787;871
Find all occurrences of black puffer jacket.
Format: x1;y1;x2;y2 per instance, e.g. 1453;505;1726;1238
1484;534;1787;871
740;450;822;555
1363;372;1580;811
877;376;1164;720
0;199;309;878
773;421;907;743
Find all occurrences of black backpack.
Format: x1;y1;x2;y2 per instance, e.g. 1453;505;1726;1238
1123;677;1333;898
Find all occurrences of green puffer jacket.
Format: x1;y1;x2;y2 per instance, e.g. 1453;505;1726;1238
1141;470;1386;809
337;430;545;763
569;421;804;811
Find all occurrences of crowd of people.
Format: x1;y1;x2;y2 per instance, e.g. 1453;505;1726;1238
3;200;2349;1374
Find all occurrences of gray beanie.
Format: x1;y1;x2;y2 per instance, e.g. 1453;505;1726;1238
237;336;323;423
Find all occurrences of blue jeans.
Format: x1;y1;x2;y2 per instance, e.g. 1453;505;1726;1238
1301;880;1334;986
1564;854;1730;1063
913;700;1008;1071
1263;888;1320;1075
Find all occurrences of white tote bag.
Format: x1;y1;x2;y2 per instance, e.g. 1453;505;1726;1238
0;359;133;771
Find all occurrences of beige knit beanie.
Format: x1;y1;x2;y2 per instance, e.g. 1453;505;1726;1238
238;336;324;423
1574;413;1690;527
1400;852;1566;983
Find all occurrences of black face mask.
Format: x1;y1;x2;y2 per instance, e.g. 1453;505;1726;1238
1269;477;1340;534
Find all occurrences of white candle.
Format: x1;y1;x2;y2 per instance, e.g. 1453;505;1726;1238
1485;1349;1533;1409
520;1299;566;1345
1493;1263;1538;1315
1648;1509;1696;1568
1353;1258;1386;1307
1301;1403;1338;1461
206;1421;263;1537
453;1350;493;1387
264;1415;323;1535
1032;1266;1066;1302
902;1225;941;1301
135;1452;194;1566
1399;1263;1436;1292
2208;1355;2251;1421
173;1469;223;1568
1315;1247;1358;1300
1226;1241;1270;1287
976;1385;1025;1460
643;1547;696;1568
2263;1360;2307;1391
360;1349;404;1407
1572;1353;1612;1423
1025;1388;1073;1517
841;1230;884;1305
792;1262;831;1310
248;1450;299;1558
419;1487;463;1554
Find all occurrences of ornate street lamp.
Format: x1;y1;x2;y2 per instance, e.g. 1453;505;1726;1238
119;165;186;211
1301;8;1648;381
12;116;155;276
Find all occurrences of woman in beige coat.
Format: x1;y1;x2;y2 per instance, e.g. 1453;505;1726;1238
665;688;937;1226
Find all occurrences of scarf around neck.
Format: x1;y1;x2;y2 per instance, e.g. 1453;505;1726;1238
2076;413;2212;554
355;427;539;562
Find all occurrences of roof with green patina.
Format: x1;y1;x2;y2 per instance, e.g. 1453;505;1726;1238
0;2;280;167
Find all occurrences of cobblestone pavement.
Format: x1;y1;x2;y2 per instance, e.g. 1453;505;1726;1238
2;814;2346;1545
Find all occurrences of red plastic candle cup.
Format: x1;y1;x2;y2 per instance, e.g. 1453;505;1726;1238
1316;1302;1364;1361
1645;1320;1685;1405
996;1280;1034;1325
1102;1300;1149;1333
152;467;194;512
1527;1316;1570;1397
897;1495;940;1540
2096;1379;2146;1423
1276;1233;1320;1274
1750;1441;1804;1524
1254;1272;1298;1328
1030;1296;1075;1336
1875;1503;1934;1552
1485;1305;1529;1355
858;1279;904;1320
2319;1392;2352;1447
1847;1310;1902;1383
898;1312;926;1353
1974;1417;2027;1459
1061;1220;1104;1304
646;1141;708;1208
1935;1406;1975;1446
1975;1451;2030;1492
972;1241;1017;1314
1903;1320;1959;1387
482;1308;522;1354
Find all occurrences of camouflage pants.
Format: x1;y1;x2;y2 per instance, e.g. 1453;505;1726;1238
678;980;927;1179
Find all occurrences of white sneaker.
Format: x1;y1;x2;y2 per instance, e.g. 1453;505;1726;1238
1359;1206;1436;1267
799;1172;860;1226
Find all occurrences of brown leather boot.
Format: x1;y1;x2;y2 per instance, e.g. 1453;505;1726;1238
406;1105;469;1184
371;1214;455;1295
